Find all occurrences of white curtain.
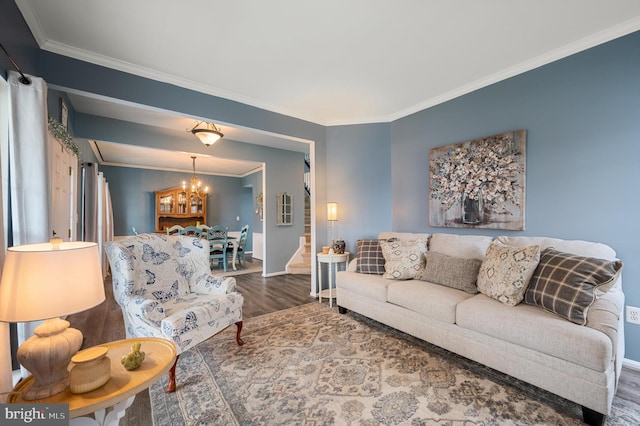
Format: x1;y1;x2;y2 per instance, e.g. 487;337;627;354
6;70;50;379
0;72;11;401
97;171;114;277
8;71;50;245
84;163;98;243
84;165;113;277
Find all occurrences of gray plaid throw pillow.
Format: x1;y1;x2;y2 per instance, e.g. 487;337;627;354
524;248;623;325
356;239;387;274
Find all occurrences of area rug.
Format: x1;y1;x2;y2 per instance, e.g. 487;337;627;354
150;303;640;425
212;260;262;277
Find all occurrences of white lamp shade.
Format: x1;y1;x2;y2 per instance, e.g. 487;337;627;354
194;130;222;146
191;122;223;146
0;241;105;322
327;202;338;221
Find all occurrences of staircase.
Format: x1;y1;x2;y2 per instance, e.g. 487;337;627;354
287;195;312;274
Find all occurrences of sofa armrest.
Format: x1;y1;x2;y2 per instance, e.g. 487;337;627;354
191;274;238;295
124;297;166;326
586;287;624;360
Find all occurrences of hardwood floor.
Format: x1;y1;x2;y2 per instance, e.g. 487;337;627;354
67;270;640;425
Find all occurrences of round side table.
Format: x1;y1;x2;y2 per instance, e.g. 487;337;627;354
317;251;350;307
10;337;176;426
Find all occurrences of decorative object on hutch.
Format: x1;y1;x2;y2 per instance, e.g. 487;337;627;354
0;240;105;400
182;156;209;196
188;121;224;146
155;186;207;233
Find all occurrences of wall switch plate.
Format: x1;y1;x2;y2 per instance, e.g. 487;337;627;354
626;306;640;324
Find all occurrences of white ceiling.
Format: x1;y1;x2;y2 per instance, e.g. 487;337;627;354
15;0;640;173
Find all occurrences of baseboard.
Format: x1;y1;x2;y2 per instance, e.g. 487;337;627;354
623;357;640;371
263;271;288;278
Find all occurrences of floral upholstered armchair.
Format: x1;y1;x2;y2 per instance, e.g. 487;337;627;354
105;233;244;392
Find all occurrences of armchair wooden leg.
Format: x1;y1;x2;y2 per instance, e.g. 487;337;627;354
235;321;245;346
166;354;179;393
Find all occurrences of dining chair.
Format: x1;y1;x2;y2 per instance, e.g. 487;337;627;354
181;225;203;237
197;224;210;232
207;225;228;272
228;224;249;268
166;225;184;236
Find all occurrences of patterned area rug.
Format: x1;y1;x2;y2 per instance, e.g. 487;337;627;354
212;260;262;277
150;303;640;425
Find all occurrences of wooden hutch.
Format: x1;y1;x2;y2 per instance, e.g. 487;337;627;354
154;187;207;233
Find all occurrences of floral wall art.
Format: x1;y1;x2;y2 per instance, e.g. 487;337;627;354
429;130;526;230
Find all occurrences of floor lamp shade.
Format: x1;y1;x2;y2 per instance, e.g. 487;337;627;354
327;202;338;222
0;241;106;399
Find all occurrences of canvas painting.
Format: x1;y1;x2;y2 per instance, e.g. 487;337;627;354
429;130;526;230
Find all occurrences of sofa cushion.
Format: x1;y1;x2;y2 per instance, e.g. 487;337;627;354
417;251;481;294
387;280;474;324
496;236;617;260
477;241;540;306
336;271;391;303
378;232;430;242
355;239;387;274
456;294;612;372
380;239;428;280
429;233;493;260
524;248;623;325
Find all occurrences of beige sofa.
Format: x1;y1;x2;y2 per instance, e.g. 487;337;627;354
336;232;624;426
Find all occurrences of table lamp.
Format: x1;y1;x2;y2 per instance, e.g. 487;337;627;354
0;240;105;400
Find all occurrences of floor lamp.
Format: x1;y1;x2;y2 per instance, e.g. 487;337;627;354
0;240;105;400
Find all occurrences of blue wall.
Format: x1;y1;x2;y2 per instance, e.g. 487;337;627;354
326;31;640;362
325;123;392;249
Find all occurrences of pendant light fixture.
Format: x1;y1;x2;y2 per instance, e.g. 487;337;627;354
189;121;224;146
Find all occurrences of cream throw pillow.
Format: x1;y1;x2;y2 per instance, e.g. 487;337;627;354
477;241;541;306
380;239;428;280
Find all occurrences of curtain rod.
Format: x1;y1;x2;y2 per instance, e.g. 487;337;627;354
0;42;32;85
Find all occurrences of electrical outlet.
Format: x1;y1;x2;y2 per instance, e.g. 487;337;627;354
626;306;640;324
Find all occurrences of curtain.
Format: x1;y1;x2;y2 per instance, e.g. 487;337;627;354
84;163;98;243
7;70;50;379
0;72;10;401
97;171;114;277
83;165;113;277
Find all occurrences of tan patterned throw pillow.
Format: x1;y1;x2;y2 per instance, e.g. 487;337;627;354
477;241;541;306
380;239;428;280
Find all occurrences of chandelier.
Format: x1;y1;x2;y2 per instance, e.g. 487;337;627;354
182;156;209;196
189;121;224;146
